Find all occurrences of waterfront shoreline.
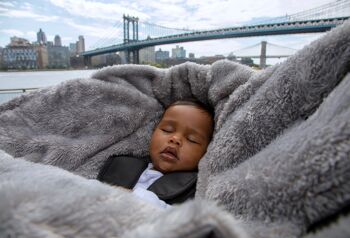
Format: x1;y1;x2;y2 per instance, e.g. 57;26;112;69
0;69;97;104
0;68;91;73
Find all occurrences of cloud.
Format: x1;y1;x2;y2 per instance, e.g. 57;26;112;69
1;29;25;37
0;6;59;22
0;1;15;8
62;36;74;41
47;34;56;42
153;0;333;29
0;29;39;43
26;31;37;39
22;2;34;10
275;33;325;49
142;1;189;21
62;18;123;39
48;0;149;22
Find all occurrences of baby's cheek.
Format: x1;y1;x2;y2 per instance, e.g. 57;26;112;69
180;152;198;168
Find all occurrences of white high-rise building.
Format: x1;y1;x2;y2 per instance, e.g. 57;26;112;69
37;28;47;45
172;45;186;59
54;35;62;46
69;43;76;54
139;46;155;64
76;35;85;53
155;48;170;62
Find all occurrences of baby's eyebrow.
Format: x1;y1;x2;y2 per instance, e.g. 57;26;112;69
159;119;176;125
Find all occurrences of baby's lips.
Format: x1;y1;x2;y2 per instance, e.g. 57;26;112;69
161;146;178;159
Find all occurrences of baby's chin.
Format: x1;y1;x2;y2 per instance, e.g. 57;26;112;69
153;161;176;174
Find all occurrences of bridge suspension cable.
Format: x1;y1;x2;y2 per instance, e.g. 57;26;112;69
232;42;261;53
231;42;297;58
88;21;124;50
287;0;350;21
264;42;297;56
251;0;350;25
141;21;197;33
137;21;197;40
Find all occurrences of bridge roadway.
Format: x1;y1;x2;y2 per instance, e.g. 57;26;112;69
235;55;291;59
82;17;349;57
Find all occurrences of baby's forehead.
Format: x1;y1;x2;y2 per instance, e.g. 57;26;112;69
163;104;210;116
161;105;213;130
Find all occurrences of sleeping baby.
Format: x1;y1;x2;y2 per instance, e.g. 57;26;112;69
98;99;214;208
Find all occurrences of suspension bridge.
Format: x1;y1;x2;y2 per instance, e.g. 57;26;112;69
229;41;297;68
82;0;350;67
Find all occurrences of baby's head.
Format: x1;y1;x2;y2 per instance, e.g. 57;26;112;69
149;100;214;173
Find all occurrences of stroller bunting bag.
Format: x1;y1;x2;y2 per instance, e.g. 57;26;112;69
0;20;349;238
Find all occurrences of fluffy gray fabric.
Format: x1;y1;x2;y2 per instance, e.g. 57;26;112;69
207;72;350;237
0;20;349;237
0;149;247;238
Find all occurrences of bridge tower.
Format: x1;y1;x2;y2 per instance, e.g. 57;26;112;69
260;41;267;68
123;15;139;64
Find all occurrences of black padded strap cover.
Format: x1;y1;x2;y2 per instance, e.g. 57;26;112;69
97;155;148;189
148;171;197;204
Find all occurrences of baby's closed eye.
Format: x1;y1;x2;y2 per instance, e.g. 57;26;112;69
160;126;173;133
187;135;200;144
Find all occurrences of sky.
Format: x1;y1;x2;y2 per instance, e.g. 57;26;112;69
0;0;343;64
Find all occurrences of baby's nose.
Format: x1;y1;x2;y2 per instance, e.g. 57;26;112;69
169;136;182;146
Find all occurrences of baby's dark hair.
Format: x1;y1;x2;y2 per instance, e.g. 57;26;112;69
167;99;214;119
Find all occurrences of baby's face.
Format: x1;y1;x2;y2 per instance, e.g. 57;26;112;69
149;105;213;173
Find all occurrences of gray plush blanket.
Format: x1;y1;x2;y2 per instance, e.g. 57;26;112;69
0;20;349;238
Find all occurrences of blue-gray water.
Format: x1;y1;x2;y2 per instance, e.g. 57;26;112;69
0;70;96;104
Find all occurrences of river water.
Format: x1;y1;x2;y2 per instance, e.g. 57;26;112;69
0;70;96;104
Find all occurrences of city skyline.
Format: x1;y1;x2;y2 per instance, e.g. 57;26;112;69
2;27;84;51
0;0;340;64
